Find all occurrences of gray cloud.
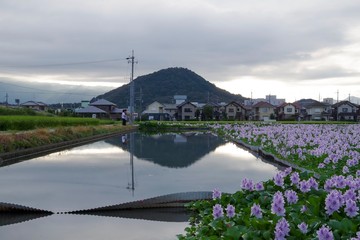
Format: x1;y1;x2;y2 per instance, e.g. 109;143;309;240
1;0;360;103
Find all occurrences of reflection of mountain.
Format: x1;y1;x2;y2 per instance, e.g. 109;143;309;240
0;213;52;226
68;208;190;222
106;132;226;168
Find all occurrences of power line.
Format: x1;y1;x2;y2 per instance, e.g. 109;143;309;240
0;58;126;69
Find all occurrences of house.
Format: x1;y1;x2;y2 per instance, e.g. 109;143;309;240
75;99;123;120
74;105;108;119
305;101;329;121
276;103;299;121
20;101;48;111
224;101;247;120
177;101;197;120
252;101;275;121
332;101;359;121
142;101;166;114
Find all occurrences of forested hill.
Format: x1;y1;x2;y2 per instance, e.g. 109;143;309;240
95;67;246;110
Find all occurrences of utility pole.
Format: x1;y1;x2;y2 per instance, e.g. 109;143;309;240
127;50;137;124
336;90;339;103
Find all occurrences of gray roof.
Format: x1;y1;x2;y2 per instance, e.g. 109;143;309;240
75;106;107;113
90;99;116;106
21;101;47;106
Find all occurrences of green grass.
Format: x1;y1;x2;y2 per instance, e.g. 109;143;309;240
0;115;115;131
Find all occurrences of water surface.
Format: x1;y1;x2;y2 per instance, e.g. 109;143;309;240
0;132;280;239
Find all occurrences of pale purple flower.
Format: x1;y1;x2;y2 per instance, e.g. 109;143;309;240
317;225;334;240
226;204;235;218
299;180;311;193
212;188;221;200
343;166;349;174
343;189;357;202
350;231;360;240
297;222;308;234
241;178;254;191
357;170;360;177
290;172;300;185
250;203;262;219
334;175;347;189
325;190;343;215
271;191;285;216
212;204;223;219
318;163;325;168
300;205;307;213
283;167;292;176
284;190;298;204
255;182;264;191
274;172;284;187
274;218;290;240
344;199;359;218
308;177;319;190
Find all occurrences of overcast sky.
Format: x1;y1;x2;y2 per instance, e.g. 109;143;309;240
1;0;360;104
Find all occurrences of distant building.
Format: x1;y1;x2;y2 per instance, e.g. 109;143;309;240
323;98;334;105
174;95;187;105
20;101;48;111
244;95;285;106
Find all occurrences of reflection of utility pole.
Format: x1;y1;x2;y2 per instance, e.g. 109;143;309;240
127;50;137;124
5;93;8;107
127;132;135;196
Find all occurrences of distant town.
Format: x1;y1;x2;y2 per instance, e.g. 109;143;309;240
1;94;359;122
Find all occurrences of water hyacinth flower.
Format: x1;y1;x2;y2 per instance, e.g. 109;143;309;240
325;190;343;215
274;218;290;240
274;172;284;187
301;205;307;213
226;204;235;218
299;180;311;193
212;188;221;200
290;172;300;185
241;178;254;191
212;204;224;219
271;191;285;216
284;190;298;204
307;177;318;190
350;231;360;240
250;203;262;219
343;189;357;202
255;181;264;191
344;199;359;218
317;225;334;240
298;222;308;234
283;167;292;176
318;163;325;168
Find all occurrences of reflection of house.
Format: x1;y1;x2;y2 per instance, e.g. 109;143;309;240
21;101;48;111
224;101;247;120
332;101;359;121
253;101;275;121
276;103;299;120
75;99;123;120
177;101;197;120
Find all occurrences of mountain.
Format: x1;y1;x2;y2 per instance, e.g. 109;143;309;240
95;67;246;111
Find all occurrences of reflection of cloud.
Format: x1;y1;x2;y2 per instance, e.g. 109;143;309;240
214;143;254;158
67;147;125;155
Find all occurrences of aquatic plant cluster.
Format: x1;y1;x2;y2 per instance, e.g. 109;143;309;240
214;123;360;177
178;123;360;239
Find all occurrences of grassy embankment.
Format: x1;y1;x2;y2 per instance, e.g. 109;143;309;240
0;112;133;154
